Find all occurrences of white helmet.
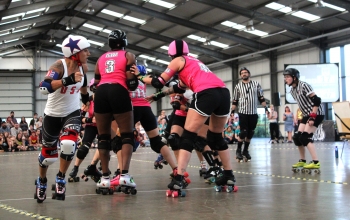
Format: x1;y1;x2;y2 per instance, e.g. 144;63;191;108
62;35;90;58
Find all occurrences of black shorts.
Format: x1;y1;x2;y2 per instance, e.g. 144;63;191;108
190;88;230;117
301;115;324;127
133;106;157;132
238;114;258;131
82;125;98;144
94;84;132;114
172;115;186;128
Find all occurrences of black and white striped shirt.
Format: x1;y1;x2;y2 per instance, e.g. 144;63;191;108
232;80;264;114
290;81;324;116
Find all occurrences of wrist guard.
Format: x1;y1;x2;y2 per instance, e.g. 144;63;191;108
81;93;89;105
309;112;317;120
62;73;76;86
171;101;181;110
85;117;92;123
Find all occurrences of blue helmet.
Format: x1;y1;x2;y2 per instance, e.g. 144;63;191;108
137;65;147;76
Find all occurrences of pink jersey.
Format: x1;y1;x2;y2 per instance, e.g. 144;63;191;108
87;100;96;127
176;56;226;93
130;81;150;107
98;50;128;90
171;94;188;117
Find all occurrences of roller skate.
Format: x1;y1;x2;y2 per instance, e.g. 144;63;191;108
68;166;80;182
34;177;47;203
170;168;191;188
51;176;66;200
118;174;137;195
110;174;121;192
166;174;186;197
242;150;251;162
154;154;165;169
236;149;243;163
83;164;102;183
291;159;307;173
199;161;207;177
204;166;223;184
303;161;321;174
214;172;238;193
96;176;114;195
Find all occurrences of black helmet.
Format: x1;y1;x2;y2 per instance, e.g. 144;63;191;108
283;68;300;79
108;30;127;49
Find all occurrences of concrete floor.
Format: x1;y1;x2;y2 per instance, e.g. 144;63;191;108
0;138;349;220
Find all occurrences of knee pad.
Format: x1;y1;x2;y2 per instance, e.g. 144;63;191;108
60;129;78;161
150;136;165;153
38;147;58;168
247;130;255;139
193;136;207;153
76;143;90;160
179;129;197;153
111;135;122;153
168;133;180;151
121;132;135;147
239;130;248;140
292;132;302;146
299;132;313;146
98;134;111;150
207;130;228;151
202;151;215;166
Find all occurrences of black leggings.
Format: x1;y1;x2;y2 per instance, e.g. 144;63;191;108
269;123;279;140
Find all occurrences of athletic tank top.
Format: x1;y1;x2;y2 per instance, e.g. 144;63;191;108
30;136;38;144
178;56;226;93
130;81;150;107
98;50;128;90
44;59;84;117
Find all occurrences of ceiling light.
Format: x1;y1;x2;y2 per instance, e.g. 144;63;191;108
66;20;73;30
315;0;325;8
203;38;211;46
246;20;255;31
49;35;55;43
86;2;95;13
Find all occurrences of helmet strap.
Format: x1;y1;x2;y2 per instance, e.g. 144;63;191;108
71;53;82;66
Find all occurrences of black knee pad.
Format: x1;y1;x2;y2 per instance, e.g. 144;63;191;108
111;136;122;153
239;130;248;140
168;133;180;151
179;129;197;153
150;136;165;154
207;130;228;151
98;134;111;150
299;132;313;146
292;132;302;146
202;151;215;166
247;130;255;139
193;136;207;153
76;143;90;160
120;132;135;147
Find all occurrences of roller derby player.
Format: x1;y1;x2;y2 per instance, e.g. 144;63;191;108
283;68;324;174
35;35;91;203
135;39;237;196
232;67;269;162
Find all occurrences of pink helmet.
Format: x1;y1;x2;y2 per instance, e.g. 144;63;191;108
168;40;189;58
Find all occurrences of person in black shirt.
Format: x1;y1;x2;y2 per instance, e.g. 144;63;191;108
283;68;324;172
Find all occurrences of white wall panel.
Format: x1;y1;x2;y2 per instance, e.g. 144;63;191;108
0;58;33;69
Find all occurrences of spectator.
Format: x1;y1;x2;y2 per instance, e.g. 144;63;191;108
8;134;17;152
28;131;40;151
224;125;235;144
9;111;18;124
157;110;166;124
225;113;234;129
6;116;14;128
0;133;9;152
19;117;28;131
0;121;11;134
10;123;22;137
28;125;35;136
267;104;279;143
158;118;167;136
36;129;42;145
294;108;303;132
30;113;38;129
35;116;43;131
14;133;27;151
283;106;294;143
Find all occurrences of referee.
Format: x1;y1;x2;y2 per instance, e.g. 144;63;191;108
231;67;269;162
284;68;324;171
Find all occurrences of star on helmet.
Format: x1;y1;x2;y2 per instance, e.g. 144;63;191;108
64;38;81;54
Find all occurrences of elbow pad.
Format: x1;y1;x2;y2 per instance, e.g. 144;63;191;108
39;79;55;95
173;83;186;94
151;76;166;89
126;77;139;91
81;93;90;105
311;95;321;107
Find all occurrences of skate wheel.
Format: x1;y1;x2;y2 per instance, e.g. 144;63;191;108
233;186;238;192
123;188;130;194
305;169;311;174
117;187;122;192
130;188;137;195
159;165;163;169
180;191;186;197
301;169;305;173
185;177;191;184
102;189;108;195
51;184;56;191
172;191;178;198
226;186;233;193
108;188;114;195
52;193;56;199
75;177;80;182
166;190;172;197
61;194;65;201
215;186;222;192
37;198;44;203
314;169;321;174
296;169;300;173
96;188;101;194
291;168;296;173
183;172;189;178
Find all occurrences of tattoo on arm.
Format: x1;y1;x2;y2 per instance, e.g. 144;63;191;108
47;60;64;79
163;87;175;96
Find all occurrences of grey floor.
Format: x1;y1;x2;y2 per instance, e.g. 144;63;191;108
0;139;349;220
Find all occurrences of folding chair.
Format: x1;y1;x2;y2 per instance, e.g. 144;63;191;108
332;101;350;158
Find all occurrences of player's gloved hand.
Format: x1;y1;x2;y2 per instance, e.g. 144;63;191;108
171;101;181;110
152;91;165;101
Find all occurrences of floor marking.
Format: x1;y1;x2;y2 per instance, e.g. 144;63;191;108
131;158;348;185
0;203;59;220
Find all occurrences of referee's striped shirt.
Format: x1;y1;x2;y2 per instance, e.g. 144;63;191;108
232;80;264;114
290;81;324;116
